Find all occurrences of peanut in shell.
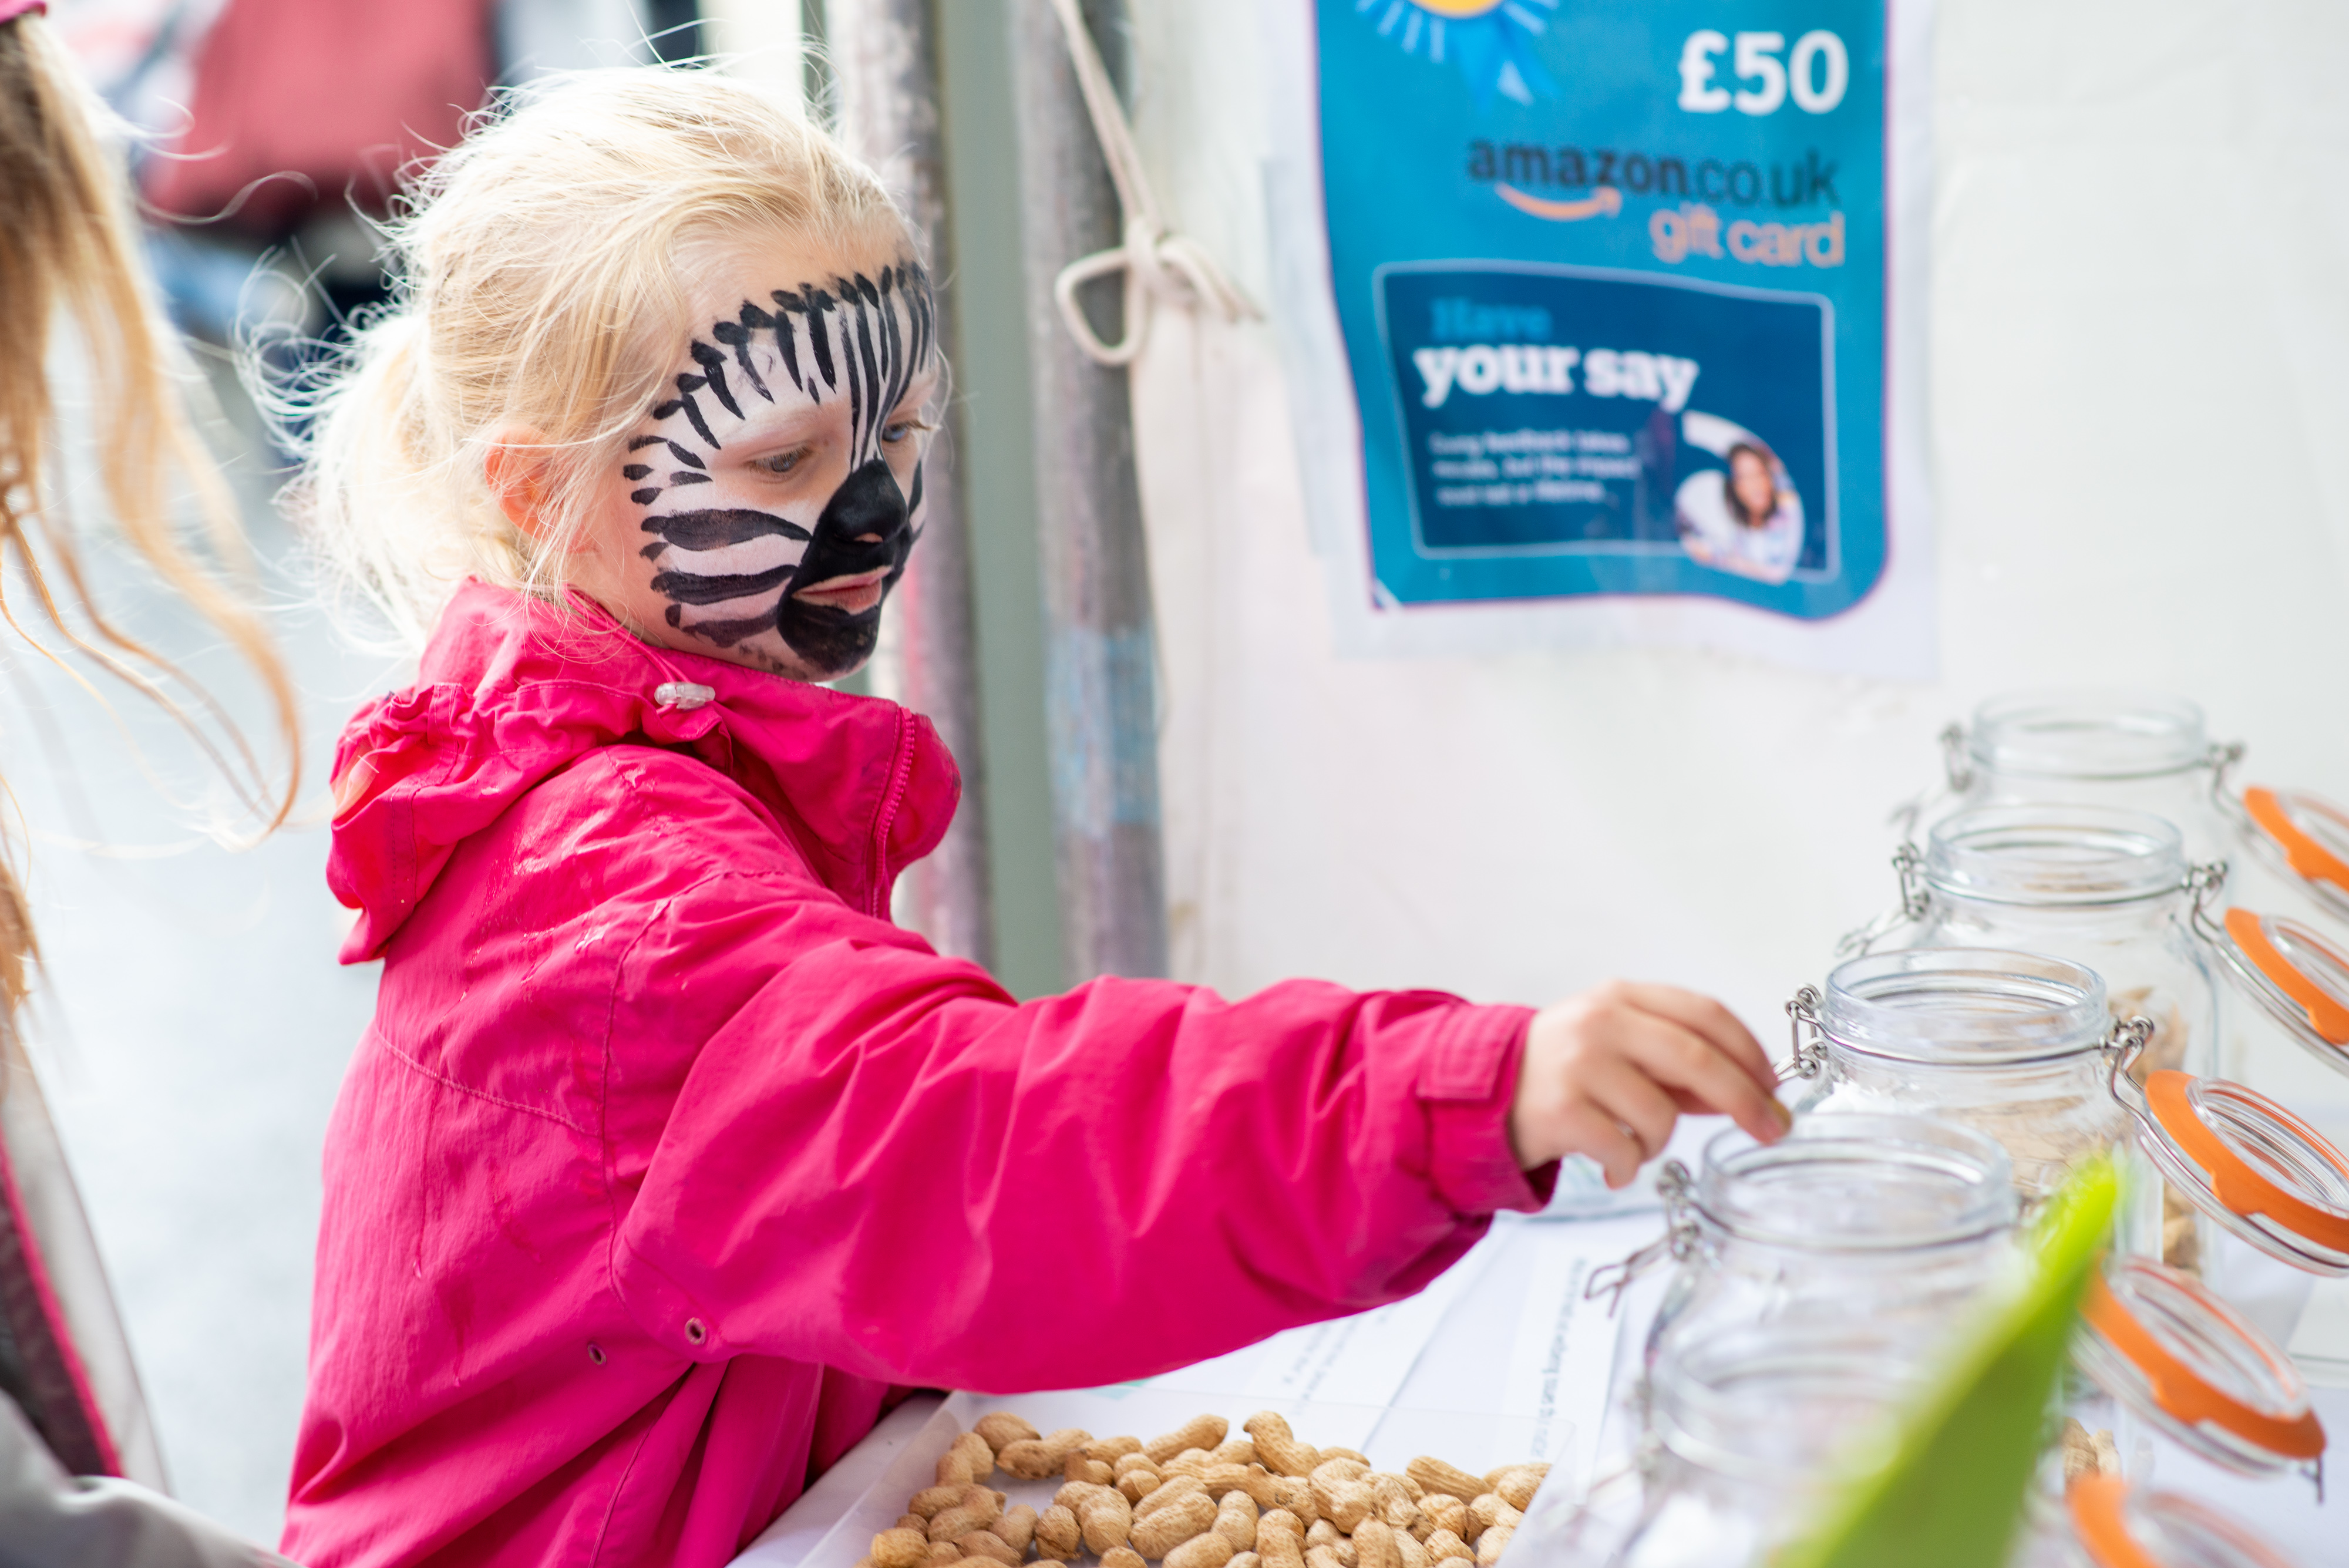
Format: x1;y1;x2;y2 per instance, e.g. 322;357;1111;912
1147;1415;1230;1463
1166;1533;1237;1568
1131;1491;1219;1556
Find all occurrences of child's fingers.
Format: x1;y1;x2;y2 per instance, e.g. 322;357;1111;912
1622;1011;1789;1145
1556;1097;1645;1187
1580;1054;1680;1164
1607;982;1776;1093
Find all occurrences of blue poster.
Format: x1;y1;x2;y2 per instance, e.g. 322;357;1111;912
1318;2;1890;618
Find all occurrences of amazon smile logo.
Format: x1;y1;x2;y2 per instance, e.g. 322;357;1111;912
1494;184;1623;222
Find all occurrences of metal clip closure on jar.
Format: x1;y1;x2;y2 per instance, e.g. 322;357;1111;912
2105;1030;2349;1277
2075;1256;2326;1486
1583;1160;1697;1316
1786;949;2132;1201
2060;1476;2299;1568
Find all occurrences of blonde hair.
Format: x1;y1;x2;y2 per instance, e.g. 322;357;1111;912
0;14;298;1005
285;67;915;648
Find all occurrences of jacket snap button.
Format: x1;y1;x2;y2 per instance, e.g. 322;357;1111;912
684;1318;708;1345
655;681;715;711
587;1343;606;1365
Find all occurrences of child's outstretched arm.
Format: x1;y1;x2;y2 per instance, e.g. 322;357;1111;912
604;859;1779;1396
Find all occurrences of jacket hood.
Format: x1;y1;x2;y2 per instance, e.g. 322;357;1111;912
327;580;958;961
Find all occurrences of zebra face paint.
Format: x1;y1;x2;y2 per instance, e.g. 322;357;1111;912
621;255;938;681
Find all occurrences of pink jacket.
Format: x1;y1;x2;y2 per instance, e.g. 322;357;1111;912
284;581;1549;1568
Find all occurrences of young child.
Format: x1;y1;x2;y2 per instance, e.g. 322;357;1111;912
284;69;1785;1568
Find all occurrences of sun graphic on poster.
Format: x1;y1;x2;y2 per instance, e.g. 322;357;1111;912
1359;0;1560;107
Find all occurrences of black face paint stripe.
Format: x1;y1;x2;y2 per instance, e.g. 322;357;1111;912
773;310;806;393
628;434;667;451
650;564;796;605
640;507;813;548
669;470;712;485
632;487;662;504
803;289;838;388
769;290;809;393
874;272;906;413
668;610;772;648
841;300;868;455
689;342;743;420
623;465;652;480
669;376;720;448
665;440;705;470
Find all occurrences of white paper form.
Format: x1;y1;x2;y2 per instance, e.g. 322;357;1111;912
1237;1231;1505;1407
1141;1227;1509;1409
1497;1226;1626;1488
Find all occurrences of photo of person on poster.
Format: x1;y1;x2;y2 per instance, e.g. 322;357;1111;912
1675;430;1805;585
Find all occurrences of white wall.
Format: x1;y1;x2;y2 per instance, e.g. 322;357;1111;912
1114;0;2349;1041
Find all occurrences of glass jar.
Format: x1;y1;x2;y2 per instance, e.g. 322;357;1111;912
1906;690;2240;863
2011;1478;2300;1568
2068;1255;2325;1489
1610;1320;1929;1568
1596;1115;2019;1373
1855;805;2219;1083
1845;806;2221;1272
1786;949;2149;1234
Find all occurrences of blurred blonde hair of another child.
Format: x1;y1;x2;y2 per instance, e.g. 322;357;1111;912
0;3;299;1562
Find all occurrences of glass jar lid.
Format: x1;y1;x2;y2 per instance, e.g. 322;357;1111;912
1925;806;2190;909
1968;691;2211;783
1822;948;2112;1065
2238;786;2349;924
1695;1115;2018;1251
2202;907;2349;1075
2075;1256;2324;1477
2066;1478;2297;1568
2112;1051;2349;1276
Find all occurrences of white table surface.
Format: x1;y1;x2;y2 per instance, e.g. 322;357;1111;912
731;1205;2347;1568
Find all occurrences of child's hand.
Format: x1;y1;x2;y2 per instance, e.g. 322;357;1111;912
1507;982;1788;1184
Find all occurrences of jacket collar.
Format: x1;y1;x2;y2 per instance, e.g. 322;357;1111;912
327;580;958;960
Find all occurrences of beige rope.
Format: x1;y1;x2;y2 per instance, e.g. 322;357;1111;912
1045;0;1258;367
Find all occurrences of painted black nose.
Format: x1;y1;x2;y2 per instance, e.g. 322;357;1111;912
809;457;913;559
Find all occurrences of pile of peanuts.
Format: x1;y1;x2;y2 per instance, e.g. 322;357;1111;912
857;1412;1547;1568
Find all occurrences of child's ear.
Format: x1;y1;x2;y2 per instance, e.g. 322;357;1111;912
483;433;566;546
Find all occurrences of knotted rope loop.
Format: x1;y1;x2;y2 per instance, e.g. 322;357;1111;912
1046;0;1259;368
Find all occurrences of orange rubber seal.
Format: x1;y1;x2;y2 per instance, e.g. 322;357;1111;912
2067;1475;2157;1568
2225;907;2349;1045
2244;786;2349;894
2081;1273;2325;1460
2146;1071;2349;1250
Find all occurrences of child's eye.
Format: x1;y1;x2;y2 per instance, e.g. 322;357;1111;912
881;421;914;445
756;447;810;475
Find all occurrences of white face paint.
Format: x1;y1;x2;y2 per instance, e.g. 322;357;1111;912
579;232;940;682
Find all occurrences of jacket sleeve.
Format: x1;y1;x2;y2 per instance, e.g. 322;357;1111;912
607;872;1552;1392
0;1395;294;1568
